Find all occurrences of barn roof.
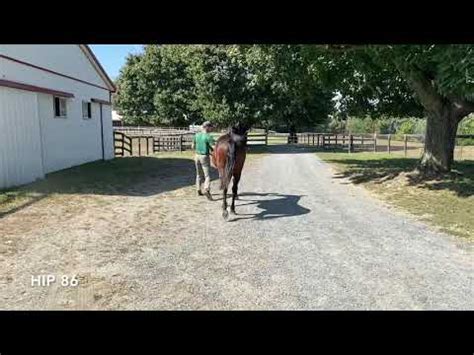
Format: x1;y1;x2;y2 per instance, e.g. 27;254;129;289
79;45;116;93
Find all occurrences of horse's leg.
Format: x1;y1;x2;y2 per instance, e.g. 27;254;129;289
230;173;241;214
222;186;228;219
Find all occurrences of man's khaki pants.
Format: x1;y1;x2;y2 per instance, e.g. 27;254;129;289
195;154;211;192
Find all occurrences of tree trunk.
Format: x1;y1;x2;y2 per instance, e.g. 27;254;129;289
419;107;461;173
397;66;473;174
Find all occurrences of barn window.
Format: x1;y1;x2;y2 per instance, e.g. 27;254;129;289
82;101;92;119
54;97;67;118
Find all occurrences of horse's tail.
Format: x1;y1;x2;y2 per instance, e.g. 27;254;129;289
221;138;236;190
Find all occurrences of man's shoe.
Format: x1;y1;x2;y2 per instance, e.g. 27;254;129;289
204;190;213;201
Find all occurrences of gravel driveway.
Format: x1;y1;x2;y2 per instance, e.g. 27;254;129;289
1;147;472;309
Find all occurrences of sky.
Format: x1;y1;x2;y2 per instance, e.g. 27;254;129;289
89;45;143;81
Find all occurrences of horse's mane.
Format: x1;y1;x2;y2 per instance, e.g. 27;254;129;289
229;122;249;147
217;123;249;147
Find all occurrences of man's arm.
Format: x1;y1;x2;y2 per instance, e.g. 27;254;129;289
208;135;216;151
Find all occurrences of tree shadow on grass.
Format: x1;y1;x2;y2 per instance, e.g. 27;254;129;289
0;156;219;218
330;157;474;198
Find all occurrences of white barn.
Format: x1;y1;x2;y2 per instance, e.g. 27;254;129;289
0;45;116;189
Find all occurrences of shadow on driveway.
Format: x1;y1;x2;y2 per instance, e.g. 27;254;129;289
226;192;311;221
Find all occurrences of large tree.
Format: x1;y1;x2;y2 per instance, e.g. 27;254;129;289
305;44;474;173
115;45;333;130
114;45;201;126
113;53;156;125
116;44;473;173
389;45;474;173
186;45;262;127
247;45;333;132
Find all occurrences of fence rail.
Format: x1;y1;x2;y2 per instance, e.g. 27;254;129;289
114;131;132;157
113;129;271;157
290;132;474;160
114;126;192;136
247;134;268;146
153;134;194;152
114;130;195;157
114;129;474;160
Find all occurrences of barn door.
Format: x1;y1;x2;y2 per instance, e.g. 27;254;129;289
0;87;45;189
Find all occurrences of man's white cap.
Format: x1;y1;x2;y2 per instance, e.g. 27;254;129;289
202;121;213;128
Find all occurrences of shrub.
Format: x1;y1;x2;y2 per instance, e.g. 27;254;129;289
457;114;474;145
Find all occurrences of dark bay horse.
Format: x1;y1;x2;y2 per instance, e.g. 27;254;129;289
212;123;249;219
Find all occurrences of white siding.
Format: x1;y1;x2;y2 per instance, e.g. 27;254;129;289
0;45;114;188
38;94;105;173
0;55;110;102
101;104;114;160
0;87;44;189
0;45;107;89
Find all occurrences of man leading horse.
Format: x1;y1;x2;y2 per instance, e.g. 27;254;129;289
192;121;215;201
193;120;250;219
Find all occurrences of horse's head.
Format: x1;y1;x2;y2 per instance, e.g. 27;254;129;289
231;122;250;137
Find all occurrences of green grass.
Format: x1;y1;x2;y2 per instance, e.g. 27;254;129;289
0;151;196;217
316;152;474;240
0;148;267;218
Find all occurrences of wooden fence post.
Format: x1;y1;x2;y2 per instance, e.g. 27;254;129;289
335;134;338;147
317;134;320;147
138;137;142;156
387;134;391;154
118;133;122;157
404;134;408;157
373;133;377;152
113;132;118;157
265;133;268;146
348;134;353;153
119;134;123;156
179;135;183;151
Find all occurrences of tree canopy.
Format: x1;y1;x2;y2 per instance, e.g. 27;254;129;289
114;44;334;129
114;44;473;172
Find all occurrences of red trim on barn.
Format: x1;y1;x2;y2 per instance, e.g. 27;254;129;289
0;54;111;92
0;79;74;98
80;45;116;92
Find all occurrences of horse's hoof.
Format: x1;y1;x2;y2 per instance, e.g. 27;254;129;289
222;210;229;219
230;209;236;215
